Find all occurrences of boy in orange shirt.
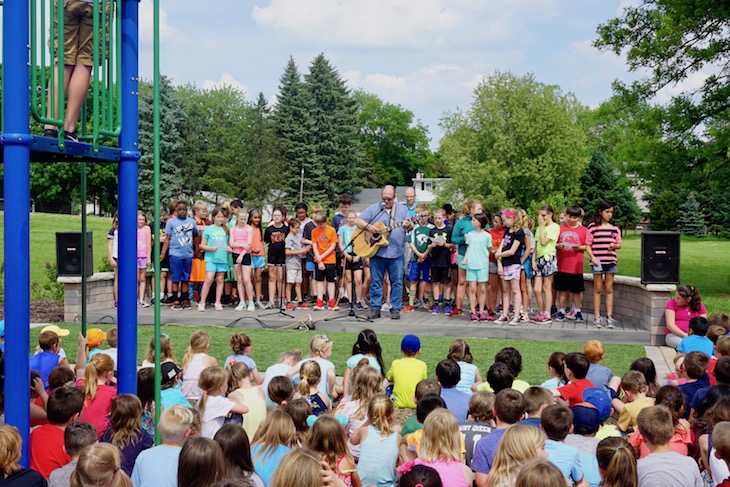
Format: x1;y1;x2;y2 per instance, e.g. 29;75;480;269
311;211;339;310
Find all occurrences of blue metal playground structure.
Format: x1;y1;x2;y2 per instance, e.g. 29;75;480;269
2;0;142;463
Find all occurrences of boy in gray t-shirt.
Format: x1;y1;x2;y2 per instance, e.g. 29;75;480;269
285;220;309;309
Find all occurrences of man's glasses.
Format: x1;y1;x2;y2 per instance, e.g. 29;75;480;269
382;197;394;202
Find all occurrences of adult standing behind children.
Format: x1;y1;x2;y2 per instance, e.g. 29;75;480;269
355;185;413;320
664;285;707;349
161;201;199;310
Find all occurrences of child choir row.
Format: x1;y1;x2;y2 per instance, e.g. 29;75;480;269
114;195;622;327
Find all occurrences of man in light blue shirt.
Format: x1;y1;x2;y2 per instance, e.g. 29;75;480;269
356;185;413;320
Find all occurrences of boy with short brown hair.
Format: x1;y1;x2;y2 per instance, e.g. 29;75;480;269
636;406;703;487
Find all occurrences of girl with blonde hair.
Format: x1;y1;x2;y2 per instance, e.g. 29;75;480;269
251;410;295;486
415;408;473;486
288;334;338;400
141;333;177;368
227;361;267;440
337;364;383;459
514;458;566;487
100;394;153;475
270;448;348;487
0;425;46;484
351;394;401;487
494;208;527;325
71;443;133;487
197;366;248;439
485;423;547;487
181;330;218;403
79;353;117;437
299;360;330;416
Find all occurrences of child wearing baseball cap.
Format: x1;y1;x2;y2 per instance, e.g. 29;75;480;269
387;334;427;409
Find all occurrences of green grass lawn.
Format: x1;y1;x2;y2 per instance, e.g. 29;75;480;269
39;324;645;385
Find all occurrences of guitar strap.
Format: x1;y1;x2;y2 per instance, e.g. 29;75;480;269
389;205;396;228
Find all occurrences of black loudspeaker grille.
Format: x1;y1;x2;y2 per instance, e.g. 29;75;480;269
641;231;680;284
56;232;94;277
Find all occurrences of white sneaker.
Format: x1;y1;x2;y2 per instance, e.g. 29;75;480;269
594;316;602;328
247;301;255;312
235;302;245;312
197;303;205;312
606;316;616;329
382;303;391;312
215;303;224;311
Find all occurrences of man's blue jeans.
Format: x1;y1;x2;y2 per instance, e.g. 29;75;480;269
369;255;404;312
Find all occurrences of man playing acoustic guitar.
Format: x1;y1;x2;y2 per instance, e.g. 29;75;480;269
355;185;414;320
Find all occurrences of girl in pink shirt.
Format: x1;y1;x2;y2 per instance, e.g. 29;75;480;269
79;353;117;438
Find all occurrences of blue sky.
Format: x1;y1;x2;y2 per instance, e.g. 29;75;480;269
102;2;649;147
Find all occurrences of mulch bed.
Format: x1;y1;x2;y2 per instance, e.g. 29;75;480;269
0;300;64;323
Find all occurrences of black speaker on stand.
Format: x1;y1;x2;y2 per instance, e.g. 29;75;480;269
641;231;680;284
56;232;94;277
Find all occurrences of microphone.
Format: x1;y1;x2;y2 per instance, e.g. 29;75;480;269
380;202;386;209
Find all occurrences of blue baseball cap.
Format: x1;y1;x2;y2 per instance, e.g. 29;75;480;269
401;334;421;353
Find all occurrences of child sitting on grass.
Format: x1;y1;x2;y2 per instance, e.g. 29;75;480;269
387;334;427;409
615;371;655;434
553;352;594;407
540;404;585;486
636;405;703;487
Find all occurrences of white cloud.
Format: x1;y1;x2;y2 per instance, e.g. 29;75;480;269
252;0;555;49
139;0;178;45
202;73;249;94
654;70;710;105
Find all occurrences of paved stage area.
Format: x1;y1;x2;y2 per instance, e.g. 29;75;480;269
86;303;650;345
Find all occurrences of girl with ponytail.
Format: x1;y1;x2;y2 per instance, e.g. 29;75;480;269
299;360;330;416
596;437;637;487
79;353;117;438
197;366;248;439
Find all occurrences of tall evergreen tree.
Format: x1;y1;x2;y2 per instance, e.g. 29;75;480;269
303;54;362;204
138;76;184;209
578;148;641;228
239;92;281;208
272;57;314;205
677;193;707;237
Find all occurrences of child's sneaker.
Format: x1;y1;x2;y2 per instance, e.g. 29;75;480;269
170;300;182;310
235;302;245;311
140;301;150;308
566;309;577;320
197;303;205;312
182;300;191;310
449;307;462;318
313;299;325;311
495;314;509;324
575;311;584;322
509;315;521;326
246;301;255;312
479;312;488;321
381;303;391;312
403;305;415;312
444;304;453;315
413;299;423;309
431;304;440;314
593;316;602;328
487;311;497;321
532;312;552;324
606;316;616;329
256;300;267;310
470;312;478;322
286;302;295;311
297;302;312;309
214;302;223;311
328;299;339;311
555;311;565;322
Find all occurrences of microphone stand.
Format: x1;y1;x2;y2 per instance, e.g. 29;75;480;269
325;205;387;323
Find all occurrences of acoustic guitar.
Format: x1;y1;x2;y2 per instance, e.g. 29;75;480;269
352;214;423;258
